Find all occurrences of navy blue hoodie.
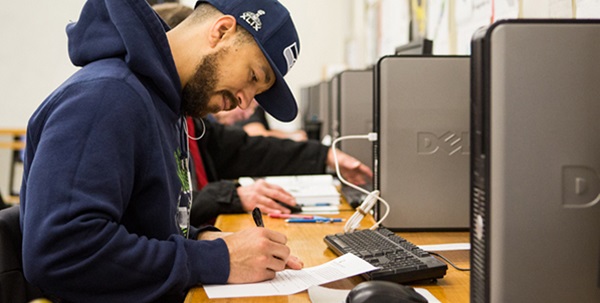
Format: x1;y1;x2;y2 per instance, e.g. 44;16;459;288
20;0;229;302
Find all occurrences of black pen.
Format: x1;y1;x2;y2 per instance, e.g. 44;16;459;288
252;207;264;227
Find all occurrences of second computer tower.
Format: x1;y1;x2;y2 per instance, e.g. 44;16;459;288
470;19;600;303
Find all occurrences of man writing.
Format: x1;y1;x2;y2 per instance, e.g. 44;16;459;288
151;2;373;225
21;0;304;302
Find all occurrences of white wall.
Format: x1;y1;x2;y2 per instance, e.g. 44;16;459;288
0;1;85;198
0;1;85;129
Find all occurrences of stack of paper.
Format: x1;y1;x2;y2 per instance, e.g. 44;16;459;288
263;174;340;206
238;174;341;207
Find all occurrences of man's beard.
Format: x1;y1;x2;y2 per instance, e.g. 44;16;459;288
181;48;238;118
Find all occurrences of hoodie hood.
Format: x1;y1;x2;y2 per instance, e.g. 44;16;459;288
67;0;181;113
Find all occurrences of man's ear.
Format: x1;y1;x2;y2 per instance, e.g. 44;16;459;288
208;15;237;48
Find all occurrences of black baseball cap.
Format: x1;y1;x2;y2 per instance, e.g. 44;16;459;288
196;0;300;122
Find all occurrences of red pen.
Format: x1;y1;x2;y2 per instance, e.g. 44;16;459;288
268;213;314;219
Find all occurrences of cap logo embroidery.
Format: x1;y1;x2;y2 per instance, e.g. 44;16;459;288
240;10;266;31
283;42;299;73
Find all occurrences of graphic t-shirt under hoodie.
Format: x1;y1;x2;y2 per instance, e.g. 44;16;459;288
20;0;229;302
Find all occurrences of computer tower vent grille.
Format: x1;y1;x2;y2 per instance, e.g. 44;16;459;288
471;185;488;303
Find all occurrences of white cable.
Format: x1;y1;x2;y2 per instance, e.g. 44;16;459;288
331;134;373;195
184;117;206;141
331;134;391;232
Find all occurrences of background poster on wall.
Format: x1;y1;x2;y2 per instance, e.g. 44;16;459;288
493;0;520;21
549;0;573;17
455;0;492;55
427;0;451;54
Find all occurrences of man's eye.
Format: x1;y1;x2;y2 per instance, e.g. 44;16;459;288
251;71;258;82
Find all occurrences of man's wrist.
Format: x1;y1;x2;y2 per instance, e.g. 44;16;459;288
197;231;232;241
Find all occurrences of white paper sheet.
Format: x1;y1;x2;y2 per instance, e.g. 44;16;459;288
203;253;378;299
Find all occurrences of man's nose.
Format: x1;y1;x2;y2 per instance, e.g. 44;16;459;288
236;88;257;109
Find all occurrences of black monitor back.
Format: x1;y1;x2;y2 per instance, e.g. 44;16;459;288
395;38;433;55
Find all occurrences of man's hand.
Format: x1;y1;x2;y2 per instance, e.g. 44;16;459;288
327;148;373;185
237;179;297;214
222;227;303;283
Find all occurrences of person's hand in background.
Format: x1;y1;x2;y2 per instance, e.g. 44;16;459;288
327;148;373;185
237;179;298;214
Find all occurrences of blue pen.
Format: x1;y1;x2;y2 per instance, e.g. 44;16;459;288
299;203;332;207
286;218;343;223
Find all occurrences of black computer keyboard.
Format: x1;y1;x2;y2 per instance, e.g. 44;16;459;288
324;227;448;283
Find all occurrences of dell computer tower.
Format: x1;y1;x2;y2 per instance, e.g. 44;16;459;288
337;69;374;170
374;55;470;231
317;81;331;142
335;69;375;206
471;20;600;303
329;74;341;141
301;83;322;141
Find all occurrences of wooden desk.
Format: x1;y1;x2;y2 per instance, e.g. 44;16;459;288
185;209;469;303
0;128;26;150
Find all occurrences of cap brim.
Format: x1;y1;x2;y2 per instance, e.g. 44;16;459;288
253;43;298;123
